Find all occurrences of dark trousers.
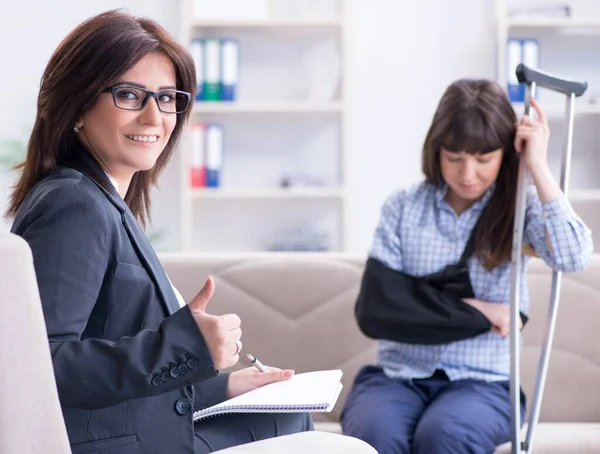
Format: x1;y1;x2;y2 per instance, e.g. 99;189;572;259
194;412;314;453
341;366;526;454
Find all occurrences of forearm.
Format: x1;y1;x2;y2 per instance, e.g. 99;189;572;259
52;306;218;409
529;163;562;203
525;171;593;271
529;164;562;253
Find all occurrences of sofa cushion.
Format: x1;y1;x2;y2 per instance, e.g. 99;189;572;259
159;253;600;438
494;423;600;453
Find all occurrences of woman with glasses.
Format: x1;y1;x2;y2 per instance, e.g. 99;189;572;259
6;9;312;454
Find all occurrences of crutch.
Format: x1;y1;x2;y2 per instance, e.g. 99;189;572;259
509;63;587;454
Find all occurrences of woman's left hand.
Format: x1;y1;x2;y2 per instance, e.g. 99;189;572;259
514;96;550;173
226;366;295;399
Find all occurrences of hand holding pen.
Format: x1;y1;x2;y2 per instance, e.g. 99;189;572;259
247;353;267;372
226;352;295;399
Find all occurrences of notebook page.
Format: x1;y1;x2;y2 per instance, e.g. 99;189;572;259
202;369;342;411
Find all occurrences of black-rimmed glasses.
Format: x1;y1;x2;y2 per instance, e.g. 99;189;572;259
102;85;191;114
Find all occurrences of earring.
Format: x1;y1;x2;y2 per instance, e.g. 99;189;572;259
73;125;80;133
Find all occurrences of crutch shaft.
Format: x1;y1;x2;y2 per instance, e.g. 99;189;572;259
508;64;586;454
524;92;576;454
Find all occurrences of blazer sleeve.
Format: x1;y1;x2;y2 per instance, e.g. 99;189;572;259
14;183;218;410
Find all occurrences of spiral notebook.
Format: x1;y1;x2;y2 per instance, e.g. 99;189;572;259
193;369;344;422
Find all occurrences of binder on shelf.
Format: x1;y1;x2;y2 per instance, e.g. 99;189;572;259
221;39;239;102
206;123;223;188
506;38;539;103
190;122;207;188
203;38;221;101
190;39;204;101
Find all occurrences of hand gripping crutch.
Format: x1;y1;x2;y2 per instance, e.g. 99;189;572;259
509;63;587;454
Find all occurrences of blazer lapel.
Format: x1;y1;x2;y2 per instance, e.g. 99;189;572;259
121;211;180;315
63;150;181;316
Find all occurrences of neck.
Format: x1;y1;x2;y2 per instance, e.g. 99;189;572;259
445;190;476;216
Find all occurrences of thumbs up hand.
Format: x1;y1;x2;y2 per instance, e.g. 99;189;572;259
188;276;242;370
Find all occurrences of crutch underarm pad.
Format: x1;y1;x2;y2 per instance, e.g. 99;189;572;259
355;258;528;345
516;63;588;97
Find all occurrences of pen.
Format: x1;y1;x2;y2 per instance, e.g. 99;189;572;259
246;353;267;373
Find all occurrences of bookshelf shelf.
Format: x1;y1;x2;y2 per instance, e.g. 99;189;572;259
190;19;343;30
190;187;344;200
192;102;344;114
508;17;600;29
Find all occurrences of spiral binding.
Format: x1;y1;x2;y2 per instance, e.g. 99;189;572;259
193;402;329;422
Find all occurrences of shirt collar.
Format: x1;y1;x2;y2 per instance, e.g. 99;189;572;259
103;170;119;193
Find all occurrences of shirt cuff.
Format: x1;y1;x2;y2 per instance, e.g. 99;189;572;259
542;194;574;220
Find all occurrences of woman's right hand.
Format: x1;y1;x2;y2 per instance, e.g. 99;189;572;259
462;298;522;337
188;277;242;370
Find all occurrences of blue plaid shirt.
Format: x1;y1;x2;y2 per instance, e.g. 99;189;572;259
372;181;593;382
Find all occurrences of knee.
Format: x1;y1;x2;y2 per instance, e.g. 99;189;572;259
413;424;458;453
274;412;314;434
342;412;409;454
413;421;475;454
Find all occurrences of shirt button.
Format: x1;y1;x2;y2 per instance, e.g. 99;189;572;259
175;398;193;415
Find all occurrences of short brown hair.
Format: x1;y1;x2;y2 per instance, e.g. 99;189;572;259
422;79;520;270
5;9;196;227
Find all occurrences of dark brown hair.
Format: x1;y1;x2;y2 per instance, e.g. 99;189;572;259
421;79;520;270
5;9;196;227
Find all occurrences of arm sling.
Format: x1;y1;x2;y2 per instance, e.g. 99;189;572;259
355;215;528;345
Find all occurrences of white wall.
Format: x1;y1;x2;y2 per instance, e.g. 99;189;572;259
0;0;496;254
344;0;495;253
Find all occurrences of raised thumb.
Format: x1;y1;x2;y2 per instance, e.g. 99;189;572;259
189;276;215;313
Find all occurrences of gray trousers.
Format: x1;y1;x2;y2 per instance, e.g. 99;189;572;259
194;412;314;453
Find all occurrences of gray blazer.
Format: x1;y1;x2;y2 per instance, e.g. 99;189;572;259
11;150;229;454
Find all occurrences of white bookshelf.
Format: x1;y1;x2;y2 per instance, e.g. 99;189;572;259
189;19;344;29
192;101;344;114
177;0;349;253
189;187;344;200
496;0;600;251
506;17;600;28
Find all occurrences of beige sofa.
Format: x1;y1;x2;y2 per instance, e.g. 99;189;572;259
0;233;376;454
159;251;600;454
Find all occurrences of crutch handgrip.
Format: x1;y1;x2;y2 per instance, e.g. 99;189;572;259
516;63;588;97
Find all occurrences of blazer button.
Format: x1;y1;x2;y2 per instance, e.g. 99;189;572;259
160;370;171;381
178;363;190;375
187;357;199;369
150;375;163;387
170;366;180;378
175;398;193;415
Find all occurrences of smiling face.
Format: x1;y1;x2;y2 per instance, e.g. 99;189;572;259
440;147;503;212
76;52;177;189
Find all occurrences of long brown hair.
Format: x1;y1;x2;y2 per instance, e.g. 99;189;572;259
5;9;196;228
422;79;520;270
